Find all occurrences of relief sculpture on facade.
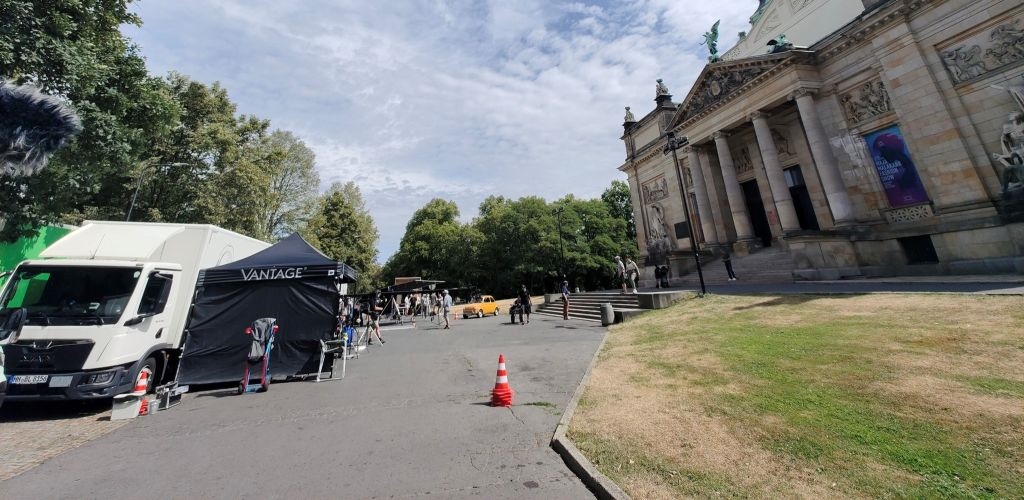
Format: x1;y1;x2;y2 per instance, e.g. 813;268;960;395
839;79;893;125
941;19;1024;85
682;66;767;121
642;177;670;203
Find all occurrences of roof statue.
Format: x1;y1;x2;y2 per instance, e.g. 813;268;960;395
624;106;635;122
701;20;721;62
656;79;670;97
766;33;794;54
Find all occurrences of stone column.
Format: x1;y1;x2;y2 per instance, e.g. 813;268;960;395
684;146;719;245
791;88;855;226
712;131;755;240
749;111;801;231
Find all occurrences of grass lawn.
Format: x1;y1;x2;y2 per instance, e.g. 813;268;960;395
568;294;1024;499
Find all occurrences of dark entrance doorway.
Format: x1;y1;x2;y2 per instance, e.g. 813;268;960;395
741;180;773;246
785;166;820;230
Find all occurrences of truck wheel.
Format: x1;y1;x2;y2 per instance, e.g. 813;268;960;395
476;311;483;318
494;308;499;316
135;357;157;394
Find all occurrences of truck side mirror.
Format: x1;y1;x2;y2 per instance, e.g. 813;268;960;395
124;312;155;327
0;307;28;344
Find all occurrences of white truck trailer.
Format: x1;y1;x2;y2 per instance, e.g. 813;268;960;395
0;221;269;400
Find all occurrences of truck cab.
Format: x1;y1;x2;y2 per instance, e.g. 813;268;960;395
1;260;181;399
0;220;271;402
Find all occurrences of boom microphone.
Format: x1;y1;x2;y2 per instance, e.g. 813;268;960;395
0;80;83;176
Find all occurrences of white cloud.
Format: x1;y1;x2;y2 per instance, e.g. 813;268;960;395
123;0;760;261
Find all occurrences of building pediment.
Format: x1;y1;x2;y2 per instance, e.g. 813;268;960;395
671;50;814;129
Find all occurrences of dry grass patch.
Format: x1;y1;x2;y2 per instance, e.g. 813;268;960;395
569;293;1024;499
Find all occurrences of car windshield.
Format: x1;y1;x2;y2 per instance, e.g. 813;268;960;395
0;265;141;325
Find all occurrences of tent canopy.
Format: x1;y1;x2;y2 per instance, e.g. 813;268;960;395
197;233;357;286
178;233;355;385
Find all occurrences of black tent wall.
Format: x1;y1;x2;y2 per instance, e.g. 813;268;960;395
178;277;337;385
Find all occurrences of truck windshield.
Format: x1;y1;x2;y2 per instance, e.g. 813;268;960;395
0;265;141;325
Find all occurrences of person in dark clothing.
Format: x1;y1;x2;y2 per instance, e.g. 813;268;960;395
723;251;738;281
517;285;532;324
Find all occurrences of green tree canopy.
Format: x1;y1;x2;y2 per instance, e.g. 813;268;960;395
304;181;380;293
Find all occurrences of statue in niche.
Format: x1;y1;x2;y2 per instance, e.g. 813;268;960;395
771;128;793;156
991;83;1024;193
701;21;721;62
993;110;1024;192
648;203;672;243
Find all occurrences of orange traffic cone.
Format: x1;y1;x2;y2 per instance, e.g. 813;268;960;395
490;354;513;407
132;370;149;395
133;370;150;416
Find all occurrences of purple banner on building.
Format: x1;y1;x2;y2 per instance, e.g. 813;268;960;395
864;125;930;208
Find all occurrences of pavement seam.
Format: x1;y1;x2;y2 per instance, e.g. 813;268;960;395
549;325;631;500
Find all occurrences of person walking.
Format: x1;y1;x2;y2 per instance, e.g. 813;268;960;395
560;280;571;320
615;255;627;293
723;250;738;281
517;284;532;324
366;292;385;345
441;289;453;329
625;257;640;293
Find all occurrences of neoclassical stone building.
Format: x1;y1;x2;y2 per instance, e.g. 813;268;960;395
620;0;1024;279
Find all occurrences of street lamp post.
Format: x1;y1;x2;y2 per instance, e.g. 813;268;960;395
554;207;566;281
126;161;187;221
663;132;707;296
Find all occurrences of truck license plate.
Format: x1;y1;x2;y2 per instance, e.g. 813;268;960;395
11;374;49;384
49;376;73;387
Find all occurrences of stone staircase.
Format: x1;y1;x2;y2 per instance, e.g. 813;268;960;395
533;291;642;323
651;247;796;287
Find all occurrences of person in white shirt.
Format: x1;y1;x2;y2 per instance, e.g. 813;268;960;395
441;289;453;329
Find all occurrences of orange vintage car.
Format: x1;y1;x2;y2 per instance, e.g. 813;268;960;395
461;295;499;318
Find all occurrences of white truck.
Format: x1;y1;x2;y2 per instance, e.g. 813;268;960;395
0;221;269;401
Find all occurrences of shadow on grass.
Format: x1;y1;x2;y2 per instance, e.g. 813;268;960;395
729;293;869;311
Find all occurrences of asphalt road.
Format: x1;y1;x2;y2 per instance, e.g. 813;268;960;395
0;314;606;499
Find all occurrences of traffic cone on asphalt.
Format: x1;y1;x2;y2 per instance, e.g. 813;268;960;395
490;354;514;407
133;370;150;416
132;370;149;396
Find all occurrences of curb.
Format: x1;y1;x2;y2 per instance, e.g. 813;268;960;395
550;326;631;500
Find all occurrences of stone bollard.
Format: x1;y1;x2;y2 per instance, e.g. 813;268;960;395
600;303;614;326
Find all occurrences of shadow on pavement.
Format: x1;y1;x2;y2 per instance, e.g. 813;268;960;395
0;400;111;423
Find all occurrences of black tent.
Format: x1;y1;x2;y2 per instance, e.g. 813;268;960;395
178;233;357;385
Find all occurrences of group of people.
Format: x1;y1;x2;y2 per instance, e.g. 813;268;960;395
508;280;572;324
615;251;739;290
338;289;456;345
615;255;641;293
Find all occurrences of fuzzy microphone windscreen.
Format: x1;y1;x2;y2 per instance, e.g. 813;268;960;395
0;81;84;176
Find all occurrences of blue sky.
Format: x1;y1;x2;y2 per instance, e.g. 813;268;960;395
122;0;757;262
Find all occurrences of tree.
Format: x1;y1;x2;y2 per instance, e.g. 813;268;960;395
1;0;178;240
601;179;636;244
304;181;380;293
382;199;478;288
259;130;320;241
